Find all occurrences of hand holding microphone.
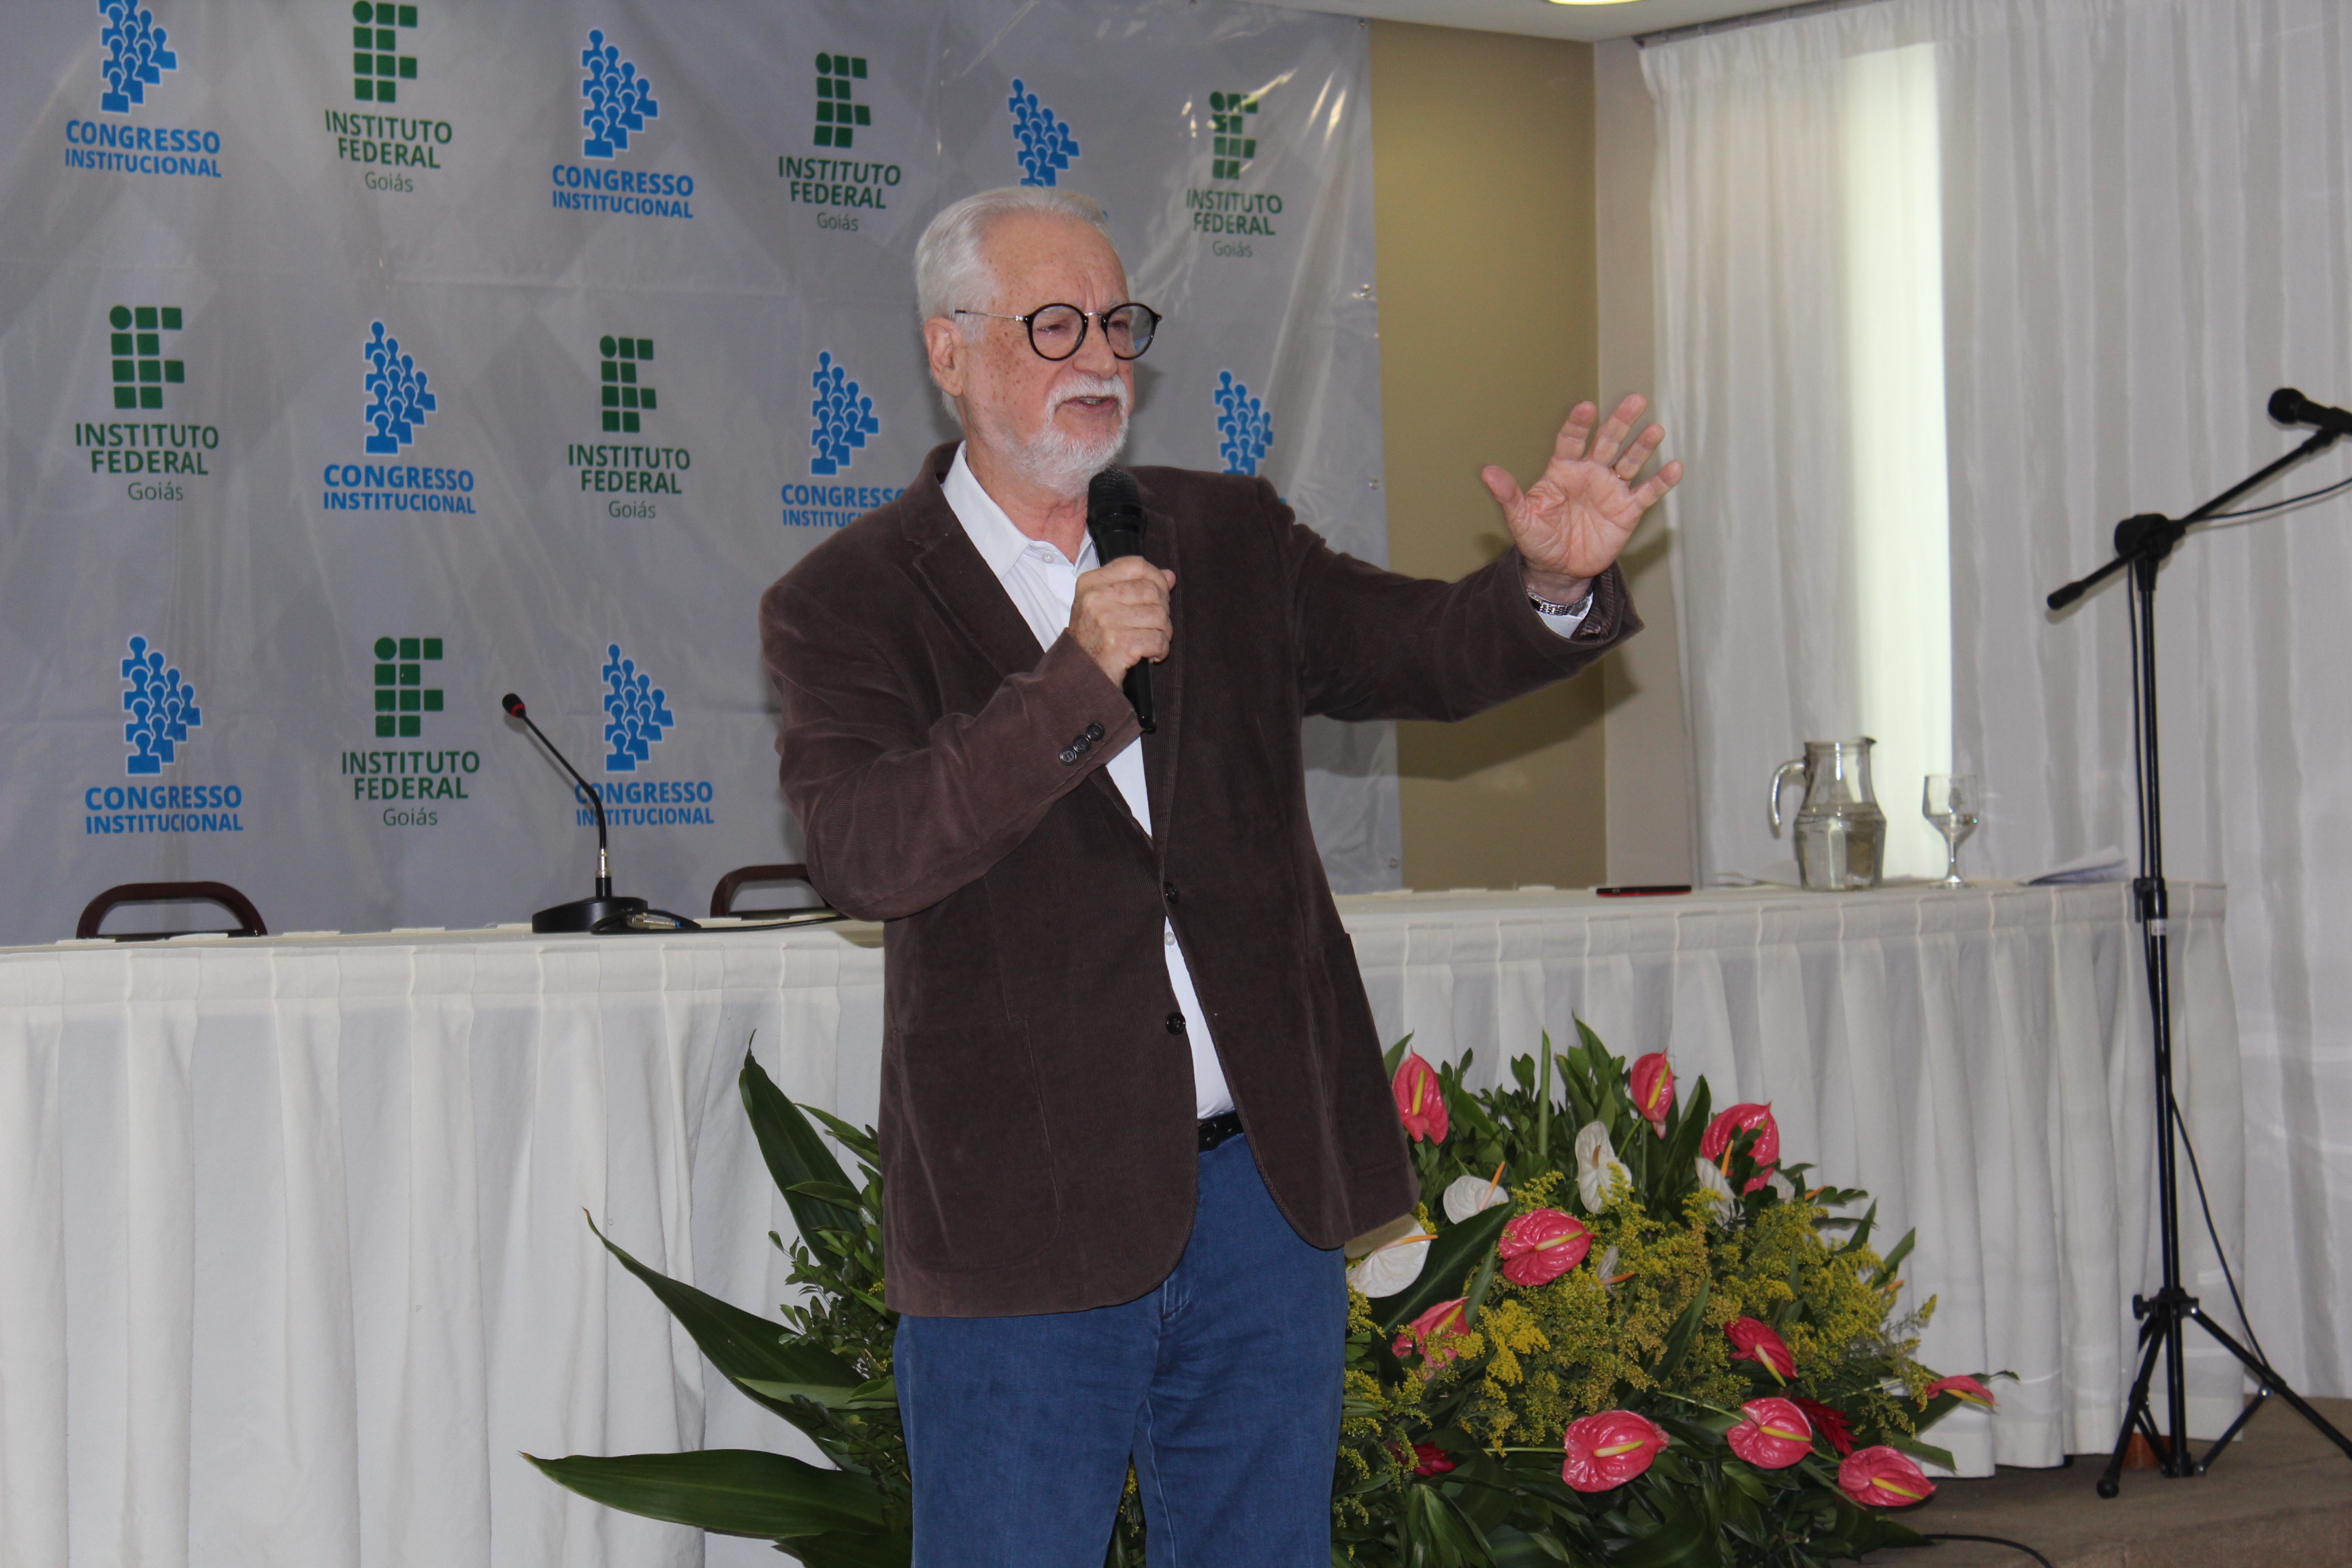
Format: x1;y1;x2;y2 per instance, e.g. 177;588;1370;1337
1072;556;1173;689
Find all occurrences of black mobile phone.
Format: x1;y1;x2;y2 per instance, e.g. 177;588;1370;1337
1595;885;1693;898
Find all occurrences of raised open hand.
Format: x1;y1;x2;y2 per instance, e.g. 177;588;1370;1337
1480;393;1683;600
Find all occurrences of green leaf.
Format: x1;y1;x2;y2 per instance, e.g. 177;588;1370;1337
738;1375;899;1411
1384;1034;1416;1076
1605;1488;1722;1568
1884;1433;1956;1472
1374;1203;1514;1335
787;1181;866;1211
523;1448;894;1542
587;1216;861;1433
1650;1275;1712;1382
740;1054;863;1245
1870;1227;1917;1284
1460;1241;1505;1328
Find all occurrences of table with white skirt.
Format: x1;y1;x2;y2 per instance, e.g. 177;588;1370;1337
0;881;2243;1567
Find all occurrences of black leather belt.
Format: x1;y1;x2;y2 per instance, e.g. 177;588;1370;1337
1197;1110;1245;1152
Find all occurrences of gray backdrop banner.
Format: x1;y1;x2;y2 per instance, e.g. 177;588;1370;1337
0;0;1399;945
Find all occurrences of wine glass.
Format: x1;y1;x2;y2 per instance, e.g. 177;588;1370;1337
1922;774;1981;888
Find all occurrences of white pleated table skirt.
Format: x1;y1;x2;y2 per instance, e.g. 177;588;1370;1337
0;881;2240;1565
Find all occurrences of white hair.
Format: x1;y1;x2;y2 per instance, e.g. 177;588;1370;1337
913;186;1114;327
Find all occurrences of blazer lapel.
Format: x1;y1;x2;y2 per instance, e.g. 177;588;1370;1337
900;453;1048;685
1137;495;1183;844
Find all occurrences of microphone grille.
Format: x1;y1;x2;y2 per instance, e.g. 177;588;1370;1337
2270;387;2309;425
500;693;525;717
1088;467;1141;515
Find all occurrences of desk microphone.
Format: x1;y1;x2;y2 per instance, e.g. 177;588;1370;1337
500;692;651;933
1085;468;1155;733
2268;387;2352;435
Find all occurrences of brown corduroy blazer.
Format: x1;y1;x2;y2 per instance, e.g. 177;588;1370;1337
759;442;1639;1316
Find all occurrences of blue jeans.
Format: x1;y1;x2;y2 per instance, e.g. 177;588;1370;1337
894;1134;1347;1568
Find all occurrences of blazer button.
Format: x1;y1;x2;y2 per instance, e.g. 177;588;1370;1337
1162;881;1179;904
1166;1011;1186;1034
1058;747;1078;766
1085;722;1105;742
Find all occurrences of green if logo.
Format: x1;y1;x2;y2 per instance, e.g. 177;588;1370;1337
601;334;655;433
109;306;184;410
815;53;869;148
352;2;418;103
1209;90;1258;181
373;635;442;737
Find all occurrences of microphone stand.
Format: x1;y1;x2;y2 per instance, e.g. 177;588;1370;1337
2046;425;2352;1495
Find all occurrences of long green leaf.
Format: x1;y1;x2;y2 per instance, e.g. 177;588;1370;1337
588;1216;860;1433
1650;1276;1712;1382
523;1448;892;1541
1384;1033;1416;1076
740;1053;864;1244
1374;1202;1514;1335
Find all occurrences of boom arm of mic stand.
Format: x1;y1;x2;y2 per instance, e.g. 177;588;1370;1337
2046;427;2342;610
514;710;615;898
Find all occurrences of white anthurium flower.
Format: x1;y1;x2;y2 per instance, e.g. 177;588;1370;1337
1345;1211;1421;1260
1767;1170;1797;1204
1442;1171;1511;1224
1693;1155;1736;1217
1347;1232;1432;1298
1595;1245;1622;1294
1574;1120;1633;1213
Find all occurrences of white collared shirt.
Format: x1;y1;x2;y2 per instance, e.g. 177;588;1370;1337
939;443;1591;1120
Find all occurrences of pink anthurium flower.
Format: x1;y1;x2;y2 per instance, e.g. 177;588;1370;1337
1726;1397;1815;1469
1629;1052;1675;1137
1561;1409;1671;1492
1725;1316;1796;1382
1409;1441;1457;1476
1838;1446;1936;1507
1392;1052;1448;1143
1391;1297;1471;1368
1497;1208;1592;1287
1701;1102;1781;1192
1922;1374;1998;1409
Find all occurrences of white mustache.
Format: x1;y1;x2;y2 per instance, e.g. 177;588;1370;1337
1052;375;1130;415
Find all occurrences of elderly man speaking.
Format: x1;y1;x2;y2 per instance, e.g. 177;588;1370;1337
759;186;1679;1566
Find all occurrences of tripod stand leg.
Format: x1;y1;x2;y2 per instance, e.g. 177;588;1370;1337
2100;1315;2172;1498
2186;1306;2352;1467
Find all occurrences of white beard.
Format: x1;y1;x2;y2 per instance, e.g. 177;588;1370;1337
973;374;1131;497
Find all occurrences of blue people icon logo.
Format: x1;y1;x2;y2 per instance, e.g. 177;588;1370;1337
581;29;660;159
1215;371;1273;477
809;352;880;476
1007;79;1080;187
363;321;437;455
120;635;202;774
602;643;674;772
97;1;179;115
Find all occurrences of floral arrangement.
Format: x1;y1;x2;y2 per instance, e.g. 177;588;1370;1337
529;1030;1993;1567
1334;1025;1996;1566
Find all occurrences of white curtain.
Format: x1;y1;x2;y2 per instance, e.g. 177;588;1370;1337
1646;0;2352;1403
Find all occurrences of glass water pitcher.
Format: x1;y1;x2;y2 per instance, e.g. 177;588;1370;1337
1769;739;1886;891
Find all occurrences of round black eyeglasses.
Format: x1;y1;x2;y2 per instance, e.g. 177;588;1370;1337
952;301;1162;361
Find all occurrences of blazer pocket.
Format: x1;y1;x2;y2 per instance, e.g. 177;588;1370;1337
882;1020;1062;1274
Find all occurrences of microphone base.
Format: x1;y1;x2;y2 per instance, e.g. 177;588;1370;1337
531;894;650;934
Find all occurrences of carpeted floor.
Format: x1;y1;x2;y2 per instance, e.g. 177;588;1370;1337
1859;1397;2352;1568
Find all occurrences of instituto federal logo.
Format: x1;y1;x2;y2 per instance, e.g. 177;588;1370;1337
567;331;688;512
322;321;478;512
578;642;713;826
1188;82;1281;252
780;51;898;226
553;30;693;218
1215;372;1273;477
325;3;454;188
86;634;244;836
65;2;224;180
809;352;879;477
1007;79;1080;187
370;634;442;737
76;304;218;497
343;633;478;825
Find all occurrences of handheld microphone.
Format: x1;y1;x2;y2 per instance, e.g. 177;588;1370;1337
1084;468;1155;733
2268;387;2352;435
500;691;651;933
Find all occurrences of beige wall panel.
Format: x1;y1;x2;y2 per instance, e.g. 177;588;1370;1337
1369;20;1607;890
